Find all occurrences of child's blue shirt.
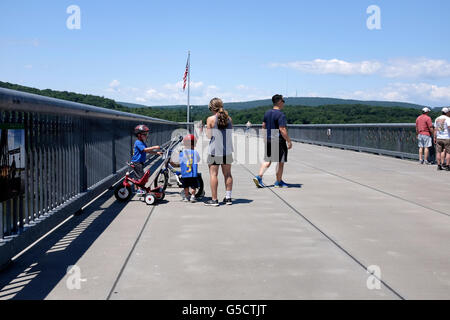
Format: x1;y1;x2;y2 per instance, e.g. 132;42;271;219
131;140;147;163
179;149;200;178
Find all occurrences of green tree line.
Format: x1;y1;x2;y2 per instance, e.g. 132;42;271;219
1;81;440;124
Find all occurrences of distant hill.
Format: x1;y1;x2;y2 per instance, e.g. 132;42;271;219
119;97;427;110
0;81;124;110
1;81;438;124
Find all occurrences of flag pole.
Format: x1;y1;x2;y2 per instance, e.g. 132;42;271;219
187;50;191;130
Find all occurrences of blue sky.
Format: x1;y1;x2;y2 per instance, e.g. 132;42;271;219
1;0;450;107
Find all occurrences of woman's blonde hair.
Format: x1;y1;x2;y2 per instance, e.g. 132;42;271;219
209;97;229;129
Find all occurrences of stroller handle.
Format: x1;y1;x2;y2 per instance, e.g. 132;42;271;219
160;135;184;159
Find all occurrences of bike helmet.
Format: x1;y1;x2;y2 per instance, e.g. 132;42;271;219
183;134;196;142
183;134;197;147
134;124;150;136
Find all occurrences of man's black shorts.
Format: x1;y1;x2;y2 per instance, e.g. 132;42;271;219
180;177;199;189
264;140;288;163
207;154;234;165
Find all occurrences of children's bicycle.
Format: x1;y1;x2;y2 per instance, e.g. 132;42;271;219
153;136;205;199
114;138;183;205
114;161;165;205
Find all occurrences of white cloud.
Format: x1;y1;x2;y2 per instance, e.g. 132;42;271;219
24;64;33;69
163;81;204;91
109;79;120;88
382;58;450;79
104;79;231;105
145;88;169;100
271;59;382;75
105;80;121;93
339;82;450;105
271;58;450;79
103;79;272;106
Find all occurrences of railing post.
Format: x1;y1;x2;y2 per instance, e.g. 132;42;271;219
377;126;381;154
358;127;361;152
112;120;116;174
0;203;3;239
79;119;87;193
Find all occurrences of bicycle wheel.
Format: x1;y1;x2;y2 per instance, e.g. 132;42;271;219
154;170;169;191
114;184;132;202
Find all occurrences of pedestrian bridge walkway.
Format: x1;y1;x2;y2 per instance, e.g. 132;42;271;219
0;138;449;300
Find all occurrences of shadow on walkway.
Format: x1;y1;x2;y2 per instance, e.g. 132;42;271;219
265;183;303;188
0;189;128;300
201;197;254;205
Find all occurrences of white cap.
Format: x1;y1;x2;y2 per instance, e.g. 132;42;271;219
422;107;431;113
442;107;449;113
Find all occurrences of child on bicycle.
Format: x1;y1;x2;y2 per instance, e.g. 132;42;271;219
131;124;163;194
179;134;201;203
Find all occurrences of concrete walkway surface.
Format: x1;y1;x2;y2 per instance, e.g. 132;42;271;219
0;137;449;300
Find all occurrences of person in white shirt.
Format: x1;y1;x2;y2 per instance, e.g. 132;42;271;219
433;107;450;171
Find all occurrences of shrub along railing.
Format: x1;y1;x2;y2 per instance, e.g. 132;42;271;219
0;88;185;268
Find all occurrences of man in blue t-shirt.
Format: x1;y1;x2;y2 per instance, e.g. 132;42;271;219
253;94;292;188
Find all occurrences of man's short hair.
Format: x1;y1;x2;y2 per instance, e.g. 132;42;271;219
272;94;284;105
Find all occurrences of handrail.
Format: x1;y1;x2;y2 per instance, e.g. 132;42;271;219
234;123;421;161
0;87;178;124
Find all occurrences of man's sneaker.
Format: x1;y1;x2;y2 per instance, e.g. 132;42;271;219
419;160;424;164
437;165;443;171
445;165;450;171
204;199;219;206
253;176;265;188
274;180;289;188
280;180;289;187
183;196;190;202
424;160;431;165
223;197;232;205
190;196;197;203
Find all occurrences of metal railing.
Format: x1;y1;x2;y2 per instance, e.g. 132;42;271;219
234;123;420;160
0;88;184;268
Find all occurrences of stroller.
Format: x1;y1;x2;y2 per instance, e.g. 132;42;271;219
153;136;205;199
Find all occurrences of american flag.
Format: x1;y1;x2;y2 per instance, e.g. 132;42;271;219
183;56;189;91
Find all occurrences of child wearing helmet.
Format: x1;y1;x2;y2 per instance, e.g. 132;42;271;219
131;124;163;194
179;134;201;202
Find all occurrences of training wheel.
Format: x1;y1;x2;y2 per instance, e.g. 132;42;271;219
145;193;156;205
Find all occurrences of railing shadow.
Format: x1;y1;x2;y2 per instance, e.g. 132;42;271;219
0;188;128;300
